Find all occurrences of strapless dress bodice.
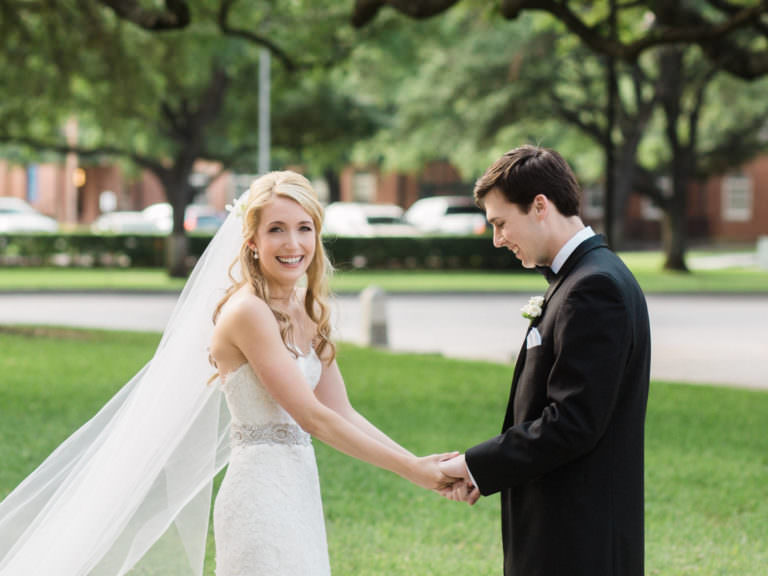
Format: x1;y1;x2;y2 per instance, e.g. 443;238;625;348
219;349;322;428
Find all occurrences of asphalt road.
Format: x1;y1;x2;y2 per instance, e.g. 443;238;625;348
0;291;766;390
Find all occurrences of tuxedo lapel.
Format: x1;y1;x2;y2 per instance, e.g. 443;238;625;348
503;339;528;430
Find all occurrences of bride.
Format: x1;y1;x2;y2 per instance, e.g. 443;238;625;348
0;171;456;576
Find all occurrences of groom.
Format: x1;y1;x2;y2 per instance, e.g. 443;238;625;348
440;145;650;576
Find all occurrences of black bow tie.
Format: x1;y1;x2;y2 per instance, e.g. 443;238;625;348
535;265;556;284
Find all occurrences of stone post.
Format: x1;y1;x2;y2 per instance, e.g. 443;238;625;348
757;236;768;270
360;285;388;348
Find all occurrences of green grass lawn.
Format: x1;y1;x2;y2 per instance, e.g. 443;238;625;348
1;327;767;575
0;267;189;292
1;250;767;294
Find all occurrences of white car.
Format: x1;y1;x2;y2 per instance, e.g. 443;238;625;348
404;195;488;235
140;203;173;234
91;203;173;235
91;210;162;234
0;197;59;233
322;202;421;237
92;203;226;235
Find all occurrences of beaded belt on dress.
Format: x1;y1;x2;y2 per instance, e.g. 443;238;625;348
230;422;311;447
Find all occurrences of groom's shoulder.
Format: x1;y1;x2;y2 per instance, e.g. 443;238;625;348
571;249;640;293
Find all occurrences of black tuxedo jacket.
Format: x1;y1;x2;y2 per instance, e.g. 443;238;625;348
466;235;651;576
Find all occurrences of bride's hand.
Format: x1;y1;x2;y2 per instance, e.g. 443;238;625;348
407;452;460;491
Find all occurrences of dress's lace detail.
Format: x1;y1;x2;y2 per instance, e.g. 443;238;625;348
214;348;330;576
231;422;310;447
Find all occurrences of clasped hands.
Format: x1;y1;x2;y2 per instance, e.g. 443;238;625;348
419;452;480;505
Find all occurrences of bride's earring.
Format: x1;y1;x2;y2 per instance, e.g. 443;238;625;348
252;248;259;260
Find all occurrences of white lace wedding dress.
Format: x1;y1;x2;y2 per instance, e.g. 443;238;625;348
213;349;331;576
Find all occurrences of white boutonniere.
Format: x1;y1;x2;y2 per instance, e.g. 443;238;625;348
225;191;250;219
521;296;544;320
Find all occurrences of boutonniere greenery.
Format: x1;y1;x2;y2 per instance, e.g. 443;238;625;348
521;296;544;320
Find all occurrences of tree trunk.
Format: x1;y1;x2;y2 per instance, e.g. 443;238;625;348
324;168;341;203
611;173;630;249
603;0;618;248
158;65;230;278
167;232;191;278
603;95;616;248
161;169;195;277
168;183;192;277
661;194;688;270
658;45;690;272
613;128;645;250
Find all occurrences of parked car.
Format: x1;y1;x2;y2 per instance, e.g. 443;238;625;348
91;210;164;234
92;203;224;235
184;204;227;233
404;195;488;235
140;202;173;234
322;202;421;237
0;197;59;233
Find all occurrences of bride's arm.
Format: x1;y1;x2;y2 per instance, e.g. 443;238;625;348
223;296;449;490
313;358;414;457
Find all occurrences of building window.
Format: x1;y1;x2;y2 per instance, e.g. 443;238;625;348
582;185;604;219
352;171;377;203
722;172;753;222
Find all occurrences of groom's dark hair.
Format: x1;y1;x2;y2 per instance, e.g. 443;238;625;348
473;145;580;216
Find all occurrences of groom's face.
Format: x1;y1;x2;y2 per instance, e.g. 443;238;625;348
483;188;546;269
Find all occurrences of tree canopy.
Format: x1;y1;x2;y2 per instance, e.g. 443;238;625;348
346;1;768;268
351;0;768;78
4;0;768;274
1;0;380;274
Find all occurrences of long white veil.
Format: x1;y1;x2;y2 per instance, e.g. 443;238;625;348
0;207;246;575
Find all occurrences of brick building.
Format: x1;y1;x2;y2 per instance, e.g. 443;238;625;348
1;156;766;244
0;160;232;227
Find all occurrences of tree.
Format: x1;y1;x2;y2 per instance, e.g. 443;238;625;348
348;3;768;267
1;1;377;276
351;0;768;270
351;0;768;79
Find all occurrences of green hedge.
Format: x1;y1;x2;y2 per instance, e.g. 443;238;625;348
0;234;213;268
0;233;524;271
324;235;524;271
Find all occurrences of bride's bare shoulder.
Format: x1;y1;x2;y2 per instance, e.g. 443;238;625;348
216;288;274;330
211;289;278;367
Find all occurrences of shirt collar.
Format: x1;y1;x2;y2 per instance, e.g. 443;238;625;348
550;226;595;274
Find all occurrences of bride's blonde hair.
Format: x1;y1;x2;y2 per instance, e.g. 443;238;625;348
212;171;335;362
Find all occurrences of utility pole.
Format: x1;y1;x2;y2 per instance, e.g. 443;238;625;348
258;48;271;175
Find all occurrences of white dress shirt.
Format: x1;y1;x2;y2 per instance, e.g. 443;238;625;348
550;226;595;274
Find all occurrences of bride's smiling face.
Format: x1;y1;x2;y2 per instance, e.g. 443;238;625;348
251;196;317;290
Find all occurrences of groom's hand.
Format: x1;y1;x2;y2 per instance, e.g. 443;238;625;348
443;480;480;505
438;454;481;506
